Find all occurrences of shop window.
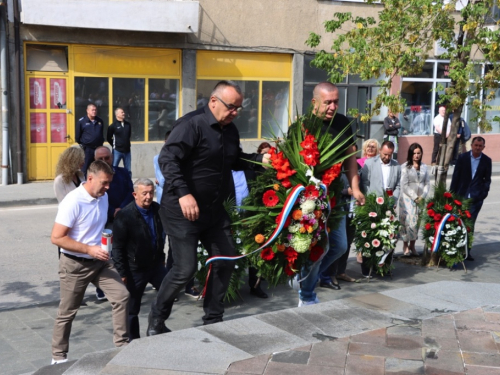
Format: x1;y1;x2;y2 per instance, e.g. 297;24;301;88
148;79;180;141
400;81;433;135
405;62;434;79
261;81;289;138
113;78;145;141
74;77;109;137
26;45;68;72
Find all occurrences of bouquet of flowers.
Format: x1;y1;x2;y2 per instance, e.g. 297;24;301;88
421;184;474;268
234;111;353;286
353;193;399;276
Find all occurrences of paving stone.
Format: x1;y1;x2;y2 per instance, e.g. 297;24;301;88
465;365;500;375
457;330;498;353
484;312;500;322
350;327;386;345
422;336;460;352
387;335;423;350
421;316;457;338
345;354;384;375
385;357;424;374
32;360;77;375
103;365;215;375
271;350;310;365
227;354;270;375
263;361;342;375
109;328;252;374
424;350;464;374
462;352;500;367
200;317;309;356
348;342;422;360
308;339;349;367
455;320;500;332
293;344;312;352
387;325;421;337
453;308;485;321
64;348;121;375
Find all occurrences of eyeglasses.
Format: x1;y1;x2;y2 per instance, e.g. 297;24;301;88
215;96;243;113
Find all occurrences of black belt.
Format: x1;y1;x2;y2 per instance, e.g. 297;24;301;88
64;253;96;262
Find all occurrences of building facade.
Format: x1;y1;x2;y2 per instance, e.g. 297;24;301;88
0;0;498;183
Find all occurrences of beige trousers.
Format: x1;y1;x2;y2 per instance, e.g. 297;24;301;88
51;254;129;361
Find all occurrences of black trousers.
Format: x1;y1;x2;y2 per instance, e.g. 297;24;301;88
165;237;194;293
432;134;441;164
126;263;167;340
152;211;235;325
81;146;96;177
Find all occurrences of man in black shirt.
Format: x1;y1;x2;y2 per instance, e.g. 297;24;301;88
298;82;365;306
107;107;132;176
76;103;104;177
147;81;269;334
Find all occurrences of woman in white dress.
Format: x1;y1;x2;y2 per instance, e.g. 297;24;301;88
53;146;85;203
399;143;430;256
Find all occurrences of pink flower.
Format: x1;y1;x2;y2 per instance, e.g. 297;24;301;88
390;215;395;221
369;212;377;218
372;239;381;247
371;223;377;229
376;197;384;205
364;242;370;248
361;231;367;238
389;233;394;239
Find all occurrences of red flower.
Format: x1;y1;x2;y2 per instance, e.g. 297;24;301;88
330;196;337;209
434;213;442;222
284;263;295;276
284;247;298;263
262;190;279;207
444;204;453;211
260;247;275;261
454;200;462;206
309;245;324;262
427;209;435;217
447;215;455;222
281;178;292;188
465;210;472;219
444;192;452;198
300;134;318;150
275;212;291;227
467;226;471;232
299;149;320;166
427;202;434;209
321;163;342;185
304;185;319;199
425;223;431;231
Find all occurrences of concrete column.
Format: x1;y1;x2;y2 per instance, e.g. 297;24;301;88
292;53;304;116
182;49;196;115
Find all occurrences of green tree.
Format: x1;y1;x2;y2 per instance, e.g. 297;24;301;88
306;0;500;184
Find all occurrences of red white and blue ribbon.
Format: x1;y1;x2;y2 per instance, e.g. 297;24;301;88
430;213;468;259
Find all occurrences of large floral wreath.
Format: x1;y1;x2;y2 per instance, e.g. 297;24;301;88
353;193;400;276
234;111;353;286
421;184;474;268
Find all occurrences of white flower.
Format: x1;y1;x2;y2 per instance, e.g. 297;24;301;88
371;223;377;229
429;236;435;243
236;238;241;244
300;199;316;214
203;250;208;256
288;224;300;233
386;210;392;217
197;247;203;253
235;265;239;269
364;242;370;248
451;230;457;235
375;250;385;257
445;224;450;229
379;230;389;237
198;262;202;271
363;252;371;257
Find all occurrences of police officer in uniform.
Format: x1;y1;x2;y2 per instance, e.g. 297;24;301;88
76;103;105;177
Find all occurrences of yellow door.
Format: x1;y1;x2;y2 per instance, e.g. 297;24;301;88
26;73;74;180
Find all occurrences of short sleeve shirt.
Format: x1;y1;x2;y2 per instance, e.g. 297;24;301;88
55;183;108;258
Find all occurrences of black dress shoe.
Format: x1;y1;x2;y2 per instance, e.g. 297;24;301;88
250;286;268;298
146;311;171;336
465;255;475;261
319;281;341;290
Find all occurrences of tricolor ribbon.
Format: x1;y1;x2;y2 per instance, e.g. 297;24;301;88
430;213;468;259
201;183;331;297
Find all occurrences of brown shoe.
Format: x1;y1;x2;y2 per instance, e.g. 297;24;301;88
337;273;358;283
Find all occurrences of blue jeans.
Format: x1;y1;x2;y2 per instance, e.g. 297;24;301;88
298;215;348;302
113;150;131;176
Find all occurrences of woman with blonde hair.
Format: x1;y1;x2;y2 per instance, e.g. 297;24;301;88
53;146;85;202
357;139;380;168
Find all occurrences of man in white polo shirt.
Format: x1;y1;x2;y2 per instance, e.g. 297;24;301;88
50;160;129;365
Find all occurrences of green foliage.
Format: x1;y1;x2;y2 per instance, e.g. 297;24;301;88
306;0;500;132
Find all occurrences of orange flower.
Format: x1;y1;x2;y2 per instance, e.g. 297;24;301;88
276;243;286;252
255;234;265;244
299;227;306;233
314;210;322;219
273;184;280;191
292;210;303;220
307;226;314;234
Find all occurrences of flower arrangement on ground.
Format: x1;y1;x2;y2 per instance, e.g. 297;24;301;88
353;193;400;276
234;111;353;286
421;184;474;268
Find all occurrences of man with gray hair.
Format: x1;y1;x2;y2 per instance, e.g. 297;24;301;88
148;80;270;334
112;178;167;340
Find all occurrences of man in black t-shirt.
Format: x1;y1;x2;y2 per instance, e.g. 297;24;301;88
298;82;365;307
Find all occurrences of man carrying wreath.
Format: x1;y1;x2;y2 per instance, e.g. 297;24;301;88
297;82;365;306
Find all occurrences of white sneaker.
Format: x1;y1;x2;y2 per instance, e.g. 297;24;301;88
298;297;319;307
51;358;68;365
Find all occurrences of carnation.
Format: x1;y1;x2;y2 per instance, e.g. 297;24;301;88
371;223;377;229
288;224;300;233
364;242;370;248
375;251;385;257
386;210;392;216
362;231;367;238
372;239;381;247
376;197;384;205
369;212;378;217
300;199;317;215
290;234;312;253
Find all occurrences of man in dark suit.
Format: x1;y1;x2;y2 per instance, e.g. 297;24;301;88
450;136;492;261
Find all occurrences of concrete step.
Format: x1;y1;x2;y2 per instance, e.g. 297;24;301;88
32;360;77;375
62;348;122;375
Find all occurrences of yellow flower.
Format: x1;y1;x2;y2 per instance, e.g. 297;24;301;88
273;184;280;191
307;226;314;234
299;227;306;234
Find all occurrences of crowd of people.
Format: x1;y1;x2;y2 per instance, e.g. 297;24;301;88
49;80;492;365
